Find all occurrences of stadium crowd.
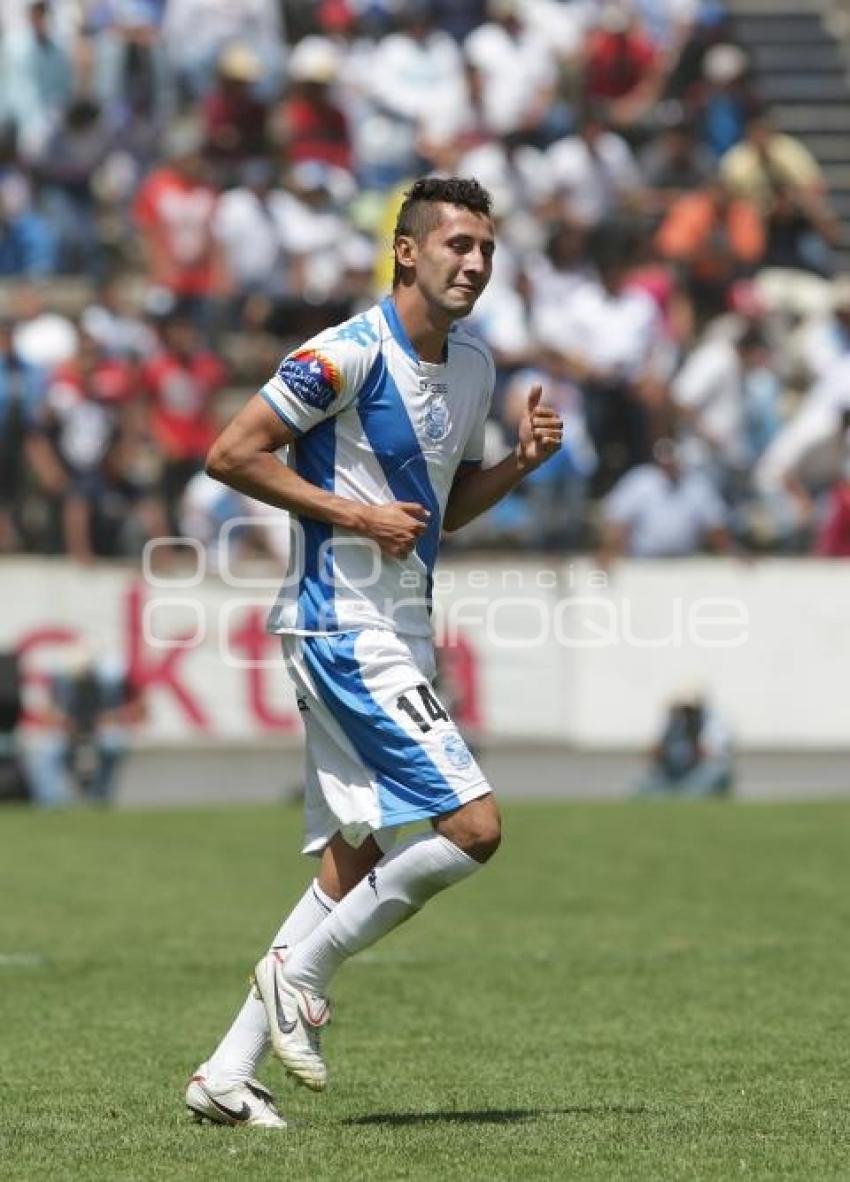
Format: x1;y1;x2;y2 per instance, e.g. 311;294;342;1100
1;0;850;563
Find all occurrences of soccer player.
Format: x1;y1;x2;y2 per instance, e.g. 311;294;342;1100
185;177;564;1127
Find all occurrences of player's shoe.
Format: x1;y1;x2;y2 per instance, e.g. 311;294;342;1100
252;949;330;1092
185;1064;287;1128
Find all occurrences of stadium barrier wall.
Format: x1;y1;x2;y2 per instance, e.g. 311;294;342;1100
2;556;848;749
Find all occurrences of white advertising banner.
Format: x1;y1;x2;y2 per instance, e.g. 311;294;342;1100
2;557;849;748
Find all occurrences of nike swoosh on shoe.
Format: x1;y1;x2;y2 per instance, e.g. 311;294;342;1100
273;975;298;1035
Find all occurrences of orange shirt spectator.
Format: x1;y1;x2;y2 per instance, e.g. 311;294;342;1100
655;187;765;279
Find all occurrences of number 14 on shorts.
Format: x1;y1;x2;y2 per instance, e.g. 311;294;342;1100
396;684;449;733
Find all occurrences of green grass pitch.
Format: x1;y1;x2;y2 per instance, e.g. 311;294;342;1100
1;800;849;1180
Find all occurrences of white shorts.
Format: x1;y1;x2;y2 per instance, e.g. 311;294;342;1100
281;629;491;856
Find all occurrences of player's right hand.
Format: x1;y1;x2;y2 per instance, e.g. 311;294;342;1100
359;501;430;559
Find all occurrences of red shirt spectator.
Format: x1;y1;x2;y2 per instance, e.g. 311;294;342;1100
278;35;351;171
133;137;223;299
203;45;269;164
585;24;658;101
142;319;226;461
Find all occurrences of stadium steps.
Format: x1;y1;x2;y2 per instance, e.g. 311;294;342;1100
729;0;850;269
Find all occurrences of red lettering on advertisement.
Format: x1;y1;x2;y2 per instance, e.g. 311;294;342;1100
229;608;298;732
439;635;482;729
16;627;79;725
126;582;210;730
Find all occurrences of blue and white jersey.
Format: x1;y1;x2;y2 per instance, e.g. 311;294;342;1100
263;297;495;637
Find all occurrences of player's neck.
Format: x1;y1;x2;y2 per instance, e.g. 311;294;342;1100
389;289;450;365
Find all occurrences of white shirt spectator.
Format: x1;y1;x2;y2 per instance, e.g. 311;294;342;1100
546;131;642;226
524;0;591;57
797;316;850;383
14;312;77;369
557;280;664;379
213;185;287;293
526;255;593;349
605;464;727;556
270;187;352;303
755;356;850;493
370;30;471;141
672;337;748;468
464;20;557;136
162;0;283;61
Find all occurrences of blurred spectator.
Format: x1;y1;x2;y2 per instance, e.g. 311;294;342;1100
796;275;850;383
29;640;144;806
599;436;731;561
672;323;781;479
639;115;714;206
721;109;826;213
161;0;284;100
721;109;840;275
583;1;665;129
369;2;472;165
212;158;288;317
0;0;74;158
556;223;668;491
0;317;46;551
80;271;158;360
755;356;850;531
464;0;558;139
141;310;226;532
133;120;226;327
279;35;352;172
26;330;139;561
636;687;734;798
89;0;173;159
497;354;597;547
0;172;57;276
656;179;764;319
264;162;359;339
34;98;117;274
202;44;269;178
11;283;77;367
527;217;592;348
546;103;645;228
690;42;753;159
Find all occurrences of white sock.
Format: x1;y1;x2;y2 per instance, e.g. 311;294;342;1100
283;834;480;997
206;879;335;1085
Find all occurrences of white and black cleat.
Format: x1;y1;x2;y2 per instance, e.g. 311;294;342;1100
185;1065;287;1128
252;950;330;1092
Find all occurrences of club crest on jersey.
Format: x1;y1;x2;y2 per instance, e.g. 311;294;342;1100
422;394;450;443
442;732;473;770
278;349;342;411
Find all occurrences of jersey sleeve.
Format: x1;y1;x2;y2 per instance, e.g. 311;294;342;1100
260;322;378;436
460;345;496;466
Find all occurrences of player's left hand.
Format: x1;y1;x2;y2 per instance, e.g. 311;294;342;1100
516;385;563;472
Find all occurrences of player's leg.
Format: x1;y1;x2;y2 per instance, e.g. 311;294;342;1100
280;630;499;996
281;794;498;1000
197;830;382;1086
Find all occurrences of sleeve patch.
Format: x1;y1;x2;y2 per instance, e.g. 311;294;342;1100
277;350;342;412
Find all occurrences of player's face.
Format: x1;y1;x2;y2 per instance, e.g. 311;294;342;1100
414;206;495;320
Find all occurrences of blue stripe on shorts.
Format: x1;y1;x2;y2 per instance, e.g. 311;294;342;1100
300;632;462;827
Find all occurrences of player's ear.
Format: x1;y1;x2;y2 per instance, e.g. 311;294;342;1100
394;234;417;282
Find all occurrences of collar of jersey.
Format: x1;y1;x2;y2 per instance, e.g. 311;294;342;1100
380;296;448;367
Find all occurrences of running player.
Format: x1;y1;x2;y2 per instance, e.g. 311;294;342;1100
185;177;564;1127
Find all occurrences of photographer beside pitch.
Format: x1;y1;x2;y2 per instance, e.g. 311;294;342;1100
186;177;563;1127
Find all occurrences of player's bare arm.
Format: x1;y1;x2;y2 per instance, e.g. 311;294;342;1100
443;385;563;532
206;395;429;558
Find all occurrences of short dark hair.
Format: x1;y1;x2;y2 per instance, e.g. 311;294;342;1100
392;176;493;287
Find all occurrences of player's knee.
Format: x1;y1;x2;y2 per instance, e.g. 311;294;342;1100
438;798;502;863
465;821;501;863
